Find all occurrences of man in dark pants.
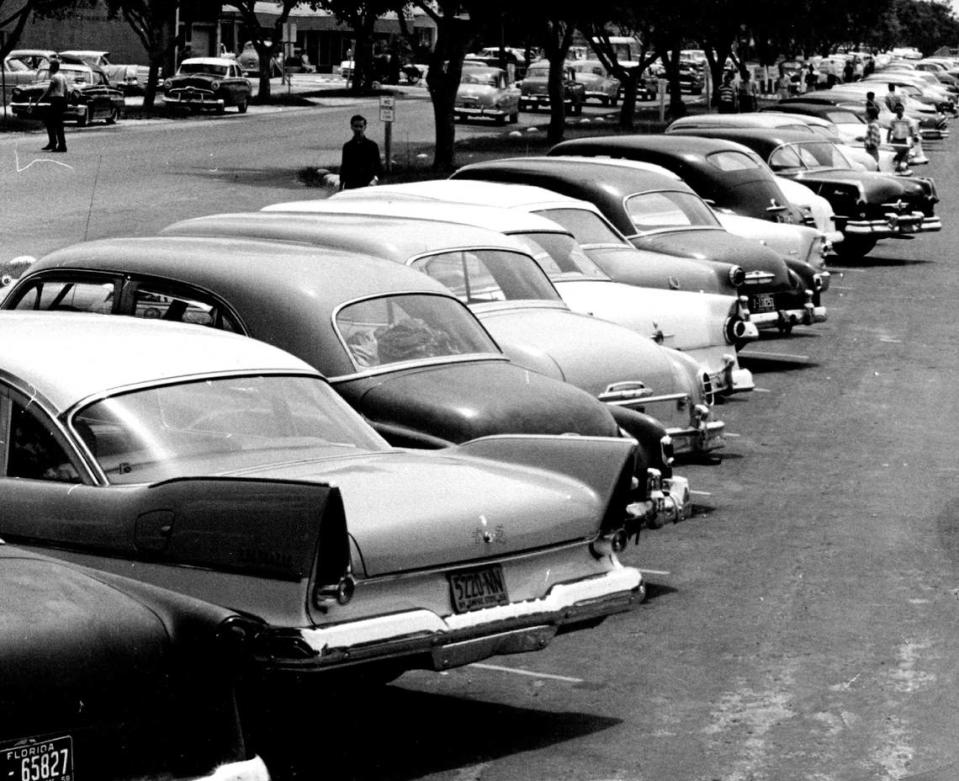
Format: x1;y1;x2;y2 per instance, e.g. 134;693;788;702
37;59;68;152
339;114;383;190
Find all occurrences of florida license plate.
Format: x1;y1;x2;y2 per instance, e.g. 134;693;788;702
749;293;776;313
1;735;73;781
449;564;509;613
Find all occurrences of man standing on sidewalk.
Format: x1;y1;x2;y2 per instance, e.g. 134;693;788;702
339;114;382;190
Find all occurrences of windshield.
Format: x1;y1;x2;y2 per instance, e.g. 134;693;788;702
768;141;853;171
460;71;500;86
825;111;865;125
510;232;608;279
179;62;229;76
74;375;386;485
410;248;561;304
625;190;720;231
335;293;498;370
526;65;549;79
533;208;629;246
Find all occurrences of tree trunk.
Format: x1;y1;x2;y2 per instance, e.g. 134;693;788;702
618;69;639;129
546;52;567;145
427;56;465;172
143;59;162;112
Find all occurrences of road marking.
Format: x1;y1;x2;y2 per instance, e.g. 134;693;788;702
741;351;810;362
691;489;712;496
469;663;584;683
14;147;74;173
639;568;671;576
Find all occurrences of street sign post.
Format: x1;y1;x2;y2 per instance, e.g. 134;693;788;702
379;95;394;173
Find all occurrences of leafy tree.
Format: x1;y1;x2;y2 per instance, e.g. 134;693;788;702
224;0;301;100
103;0;178;110
583;20;659;128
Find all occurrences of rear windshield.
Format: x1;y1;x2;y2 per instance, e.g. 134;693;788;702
625;191;719;231
533;208;628;245
706;150;761;171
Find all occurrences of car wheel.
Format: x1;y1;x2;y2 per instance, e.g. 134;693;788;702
106;106;120;125
496;112;508;125
76;106;90;127
509;110;519;123
216;103;226;114
572;101;583;116
610;93;619;107
237;99;248;114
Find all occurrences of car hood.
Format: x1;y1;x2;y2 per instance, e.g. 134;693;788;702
633;229;792;288
554;278;725;352
342;360;619;443
241;448;618;576
0;551;168;716
472;303;684;399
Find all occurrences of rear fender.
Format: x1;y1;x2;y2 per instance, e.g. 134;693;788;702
448;434;638;534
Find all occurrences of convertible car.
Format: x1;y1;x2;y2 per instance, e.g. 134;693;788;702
10;60;123;126
163;57;251;113
450;156;828;335
665;126;941;257
274;190;757;395
3;237;686;528
0;542;270;781
0;312;645;682
162;213;725;458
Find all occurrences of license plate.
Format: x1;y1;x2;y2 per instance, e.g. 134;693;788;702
449;564;509;613
749;293;776;313
0;735;73;781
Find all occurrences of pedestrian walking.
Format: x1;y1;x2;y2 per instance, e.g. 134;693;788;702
887;103;913;174
865;90;881;118
804;64;818;93
864;105;882;165
35;59;68;153
339;114;383;190
717;73;737;113
883;82;899;112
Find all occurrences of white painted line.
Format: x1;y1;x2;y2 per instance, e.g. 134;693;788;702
753;387;771;393
639;568;671;576
468;663;584;683
691;489;712;496
725;432;741;437
742;351;810;362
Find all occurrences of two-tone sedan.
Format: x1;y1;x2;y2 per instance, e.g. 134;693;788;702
454;65;520;124
4;237;686;528
162;57;251;114
0;311;645;682
162;213;726;459
666;126;941;257
10;61;124;126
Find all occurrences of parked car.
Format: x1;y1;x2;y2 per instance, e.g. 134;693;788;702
667;110;898;173
519;60;585;114
0;539;271;781
1;55;37;101
568;59;620;105
270;191;758;395
0;311;647;684
162;214;724;458
2;237;686;527
5;48;56;71
665;126;941;257
237;41;281;77
59;49;148;94
339;178;745;297
455;65;519;123
450;156;827;335
794;88;950;140
162;57;251;113
10;61;123;126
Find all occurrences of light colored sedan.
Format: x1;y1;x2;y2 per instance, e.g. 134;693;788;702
283;189;758;395
0;310;644;680
455;65;520;123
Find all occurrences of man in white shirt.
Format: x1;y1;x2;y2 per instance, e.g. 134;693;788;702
37;59;68;152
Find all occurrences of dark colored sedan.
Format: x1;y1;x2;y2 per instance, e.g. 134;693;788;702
162;57;251;113
450;155;827;335
665;126;941;257
10;61;123;125
549;135;808;225
0;542;269;781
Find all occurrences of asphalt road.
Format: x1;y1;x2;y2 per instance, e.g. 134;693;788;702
2;94;959;781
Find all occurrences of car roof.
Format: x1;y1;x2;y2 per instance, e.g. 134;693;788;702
335;179;597;212
59;50;108;57
552;134;760;160
457;155;691;191
162;212;532;258
666;125;824;152
0;311;316;413
180;57;238;67
669;112;830;131
267;195;572;236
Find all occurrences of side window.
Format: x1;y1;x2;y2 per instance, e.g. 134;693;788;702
6;279;116;313
4;399;81;483
131;285;241;332
413;252;506;304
